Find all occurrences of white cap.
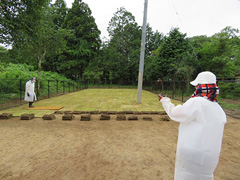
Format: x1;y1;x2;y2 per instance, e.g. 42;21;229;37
190;71;217;86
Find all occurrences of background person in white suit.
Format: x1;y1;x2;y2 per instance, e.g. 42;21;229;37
158;71;227;180
24;77;37;108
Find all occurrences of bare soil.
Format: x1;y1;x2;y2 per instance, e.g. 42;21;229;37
0;115;239;180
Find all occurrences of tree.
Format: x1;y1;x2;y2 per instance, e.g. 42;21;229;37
0;0;24;45
0;0;50;45
61;0;101;80
0;46;10;62
106;7;141;84
148;28;192;81
188;35;210;73
191;26;240;79
33;7;68;94
42;0;69;73
0;0;66;95
8;2;67;95
51;0;68;30
144;26;163;81
145;25;163;59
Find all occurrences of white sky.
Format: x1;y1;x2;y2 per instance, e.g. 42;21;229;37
64;0;240;39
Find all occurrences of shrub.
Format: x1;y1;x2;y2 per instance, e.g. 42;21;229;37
0;63;76;96
218;81;240;99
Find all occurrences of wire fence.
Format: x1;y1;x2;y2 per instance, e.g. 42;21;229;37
87;81;193;101
0;78;239;110
0;79;88;110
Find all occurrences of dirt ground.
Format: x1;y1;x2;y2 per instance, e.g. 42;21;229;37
0;114;239;180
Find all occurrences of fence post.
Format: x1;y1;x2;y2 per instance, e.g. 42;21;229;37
63;81;65;94
69;82;70;93
20;79;22;105
48;80;50;98
56;80;58;94
182;87;184;102
172;81;176;99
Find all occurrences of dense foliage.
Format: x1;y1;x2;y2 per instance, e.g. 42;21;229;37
0;63;80;104
1;0;240;98
0;63;69;80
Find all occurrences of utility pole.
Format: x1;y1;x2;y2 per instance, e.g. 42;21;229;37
137;0;148;103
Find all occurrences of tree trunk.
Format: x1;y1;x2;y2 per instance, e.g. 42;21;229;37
37;47;46;97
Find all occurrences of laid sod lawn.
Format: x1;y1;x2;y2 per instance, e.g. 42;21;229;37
0;89;181;117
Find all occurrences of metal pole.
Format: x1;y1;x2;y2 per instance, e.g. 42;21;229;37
137;0;148;103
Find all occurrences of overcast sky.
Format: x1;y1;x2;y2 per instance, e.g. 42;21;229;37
64;0;240;39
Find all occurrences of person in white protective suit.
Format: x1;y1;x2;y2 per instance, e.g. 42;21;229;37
158;71;227;180
24;77;37;108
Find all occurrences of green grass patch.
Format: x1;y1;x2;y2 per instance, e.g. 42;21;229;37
218;98;240;118
0;89;181;117
218;101;240;110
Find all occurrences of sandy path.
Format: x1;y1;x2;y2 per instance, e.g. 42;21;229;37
0;115;239;180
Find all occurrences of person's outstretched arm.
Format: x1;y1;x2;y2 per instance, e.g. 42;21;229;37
159;95;196;123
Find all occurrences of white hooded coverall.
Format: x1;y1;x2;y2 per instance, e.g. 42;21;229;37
24;80;37;102
161;96;226;180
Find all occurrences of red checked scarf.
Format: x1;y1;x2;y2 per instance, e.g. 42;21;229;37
191;84;219;102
